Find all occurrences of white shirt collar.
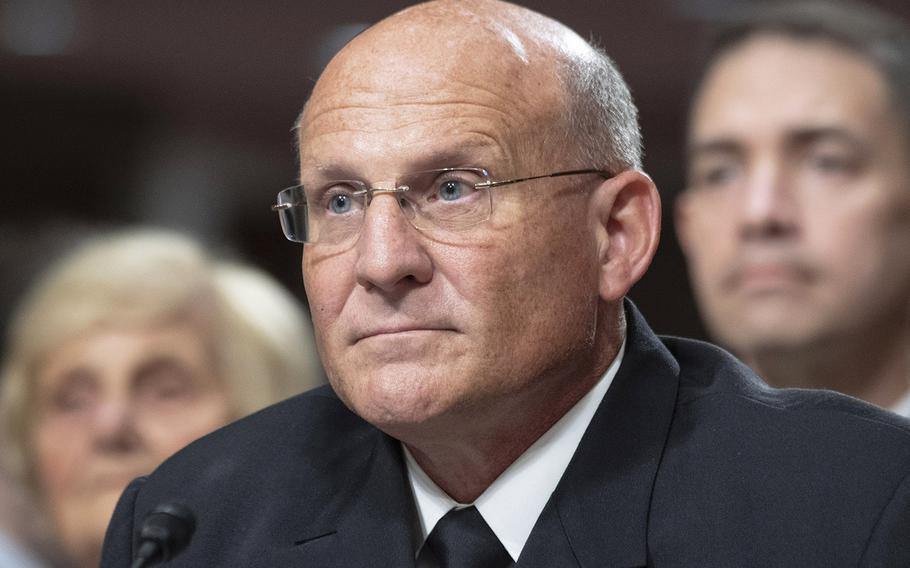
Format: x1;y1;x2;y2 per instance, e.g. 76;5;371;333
404;338;626;562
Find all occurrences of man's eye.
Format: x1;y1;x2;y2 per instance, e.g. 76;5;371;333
808;153;855;174
329;193;352;213
317;183;363;215
319;186;360;214
704;166;736;186
689;164;737;191
428;178;475;203
688;153;744;191
440;180;465;201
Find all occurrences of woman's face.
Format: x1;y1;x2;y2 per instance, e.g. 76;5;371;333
29;320;232;567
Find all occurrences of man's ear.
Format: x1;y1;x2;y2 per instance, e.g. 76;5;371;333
592;170;661;302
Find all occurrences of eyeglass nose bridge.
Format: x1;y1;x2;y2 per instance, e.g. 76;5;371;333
355;183;411;206
356;183;426;236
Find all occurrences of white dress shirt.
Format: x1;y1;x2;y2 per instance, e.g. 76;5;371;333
405;339;626;564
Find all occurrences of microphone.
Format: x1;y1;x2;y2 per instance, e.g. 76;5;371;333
130;502;196;568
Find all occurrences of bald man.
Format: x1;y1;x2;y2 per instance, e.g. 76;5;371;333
102;1;910;566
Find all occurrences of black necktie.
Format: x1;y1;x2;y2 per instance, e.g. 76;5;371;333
423;506;514;568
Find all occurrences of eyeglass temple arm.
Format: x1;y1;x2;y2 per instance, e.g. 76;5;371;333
475;168;611;189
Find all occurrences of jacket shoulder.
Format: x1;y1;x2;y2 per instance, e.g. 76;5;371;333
155;384;376;483
652;336;910;565
661;335;910;437
103;385;381;565
155;385;369;473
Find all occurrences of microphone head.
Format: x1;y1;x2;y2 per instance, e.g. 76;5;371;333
138;502;196;562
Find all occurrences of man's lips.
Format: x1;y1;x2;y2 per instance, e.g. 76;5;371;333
722;261;815;292
353;325;457;343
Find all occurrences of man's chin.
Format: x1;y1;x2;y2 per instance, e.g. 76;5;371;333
720;318;826;358
361;389;452;431
712;293;817;337
337;370;469;434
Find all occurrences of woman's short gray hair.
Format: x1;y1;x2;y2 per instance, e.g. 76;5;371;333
0;229;323;483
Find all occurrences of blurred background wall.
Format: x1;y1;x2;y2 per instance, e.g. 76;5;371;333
3;0;910;353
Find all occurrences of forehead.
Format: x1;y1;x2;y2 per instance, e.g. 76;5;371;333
298;18;565;176
38;322;208;382
691;35;897;144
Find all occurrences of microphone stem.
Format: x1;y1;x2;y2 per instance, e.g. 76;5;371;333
131;541;160;568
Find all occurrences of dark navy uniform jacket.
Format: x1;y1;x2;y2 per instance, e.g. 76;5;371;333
102;303;910;567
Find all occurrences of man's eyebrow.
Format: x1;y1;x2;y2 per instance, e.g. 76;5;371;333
301;144;504;183
686;126;868;162
304;163;358;182
686;138;743;162
408;146;500;172
786;126;866;150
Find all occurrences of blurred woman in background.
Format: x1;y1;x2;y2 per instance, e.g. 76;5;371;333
0;229;323;568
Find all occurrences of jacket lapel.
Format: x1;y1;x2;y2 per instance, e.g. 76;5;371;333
282;428;418;567
519;302;680;568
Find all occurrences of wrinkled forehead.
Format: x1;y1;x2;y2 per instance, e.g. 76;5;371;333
332;6;533;79
308;37;532;119
298;3;570;166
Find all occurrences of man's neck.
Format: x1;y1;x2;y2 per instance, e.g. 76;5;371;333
403;337;622;503
402;375;598;502
745;328;910;410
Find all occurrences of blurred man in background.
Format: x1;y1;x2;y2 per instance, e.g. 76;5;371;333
677;0;910;417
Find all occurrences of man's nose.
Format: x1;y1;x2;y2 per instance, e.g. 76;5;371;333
738;162;800;241
354;193;433;292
